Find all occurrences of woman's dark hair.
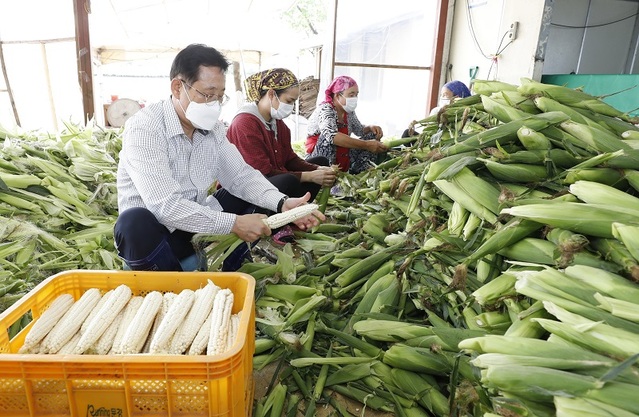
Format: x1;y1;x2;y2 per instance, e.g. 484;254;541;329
169;44;229;84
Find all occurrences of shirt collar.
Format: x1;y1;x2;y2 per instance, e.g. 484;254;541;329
164;96;187;139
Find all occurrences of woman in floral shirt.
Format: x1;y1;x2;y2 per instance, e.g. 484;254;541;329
306;75;387;174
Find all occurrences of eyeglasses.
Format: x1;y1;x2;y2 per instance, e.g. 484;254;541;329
180;80;230;105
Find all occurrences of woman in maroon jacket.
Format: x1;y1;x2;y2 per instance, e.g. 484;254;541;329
227;68;336;243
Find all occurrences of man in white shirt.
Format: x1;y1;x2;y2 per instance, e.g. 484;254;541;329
115;44;322;271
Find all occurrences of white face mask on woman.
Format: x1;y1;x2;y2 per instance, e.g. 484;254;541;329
180;83;221;130
341;96;358;113
270;92;295;120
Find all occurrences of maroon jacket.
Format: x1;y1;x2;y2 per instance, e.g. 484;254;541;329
226;110;318;179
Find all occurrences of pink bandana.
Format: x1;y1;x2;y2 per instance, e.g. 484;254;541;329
323;75;358;105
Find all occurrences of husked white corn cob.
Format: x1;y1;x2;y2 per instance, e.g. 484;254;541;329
207;289;234;355
80;289;113;335
19;293;74;353
89;308;123;355
227;312;241;350
118;291;163;354
169;282;219;354
187;310;213;355
57;332;81;355
41;288;101;354
149;289;195;354
263;204;319;229
142;292;176;353
74;284;132;354
110;296;144;354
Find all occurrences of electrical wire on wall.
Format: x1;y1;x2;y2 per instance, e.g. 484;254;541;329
551;11;639;29
465;0;514;80
486;31;514;80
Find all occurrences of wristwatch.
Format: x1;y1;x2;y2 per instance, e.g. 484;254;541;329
277;196;289;213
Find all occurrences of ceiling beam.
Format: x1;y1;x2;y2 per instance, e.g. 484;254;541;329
73;0;95;123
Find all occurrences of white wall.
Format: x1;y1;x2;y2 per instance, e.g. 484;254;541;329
445;0;547;88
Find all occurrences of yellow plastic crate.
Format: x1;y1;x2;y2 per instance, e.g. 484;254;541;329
0;270;255;417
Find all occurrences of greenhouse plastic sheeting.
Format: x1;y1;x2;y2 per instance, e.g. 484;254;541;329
541;74;639;117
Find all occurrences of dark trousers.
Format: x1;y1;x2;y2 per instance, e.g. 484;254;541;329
267;156;328;201
114;188;254;272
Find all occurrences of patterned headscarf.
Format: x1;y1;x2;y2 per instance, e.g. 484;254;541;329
443;80;471;98
244;68;298;102
323;75;358;105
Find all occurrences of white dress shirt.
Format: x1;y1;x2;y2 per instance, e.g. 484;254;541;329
117;97;285;234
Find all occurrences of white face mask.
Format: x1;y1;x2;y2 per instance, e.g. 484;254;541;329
341;96;358;113
270;93;295;120
180;83;221;130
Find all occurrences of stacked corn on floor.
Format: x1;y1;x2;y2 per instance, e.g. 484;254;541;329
2;78;639;416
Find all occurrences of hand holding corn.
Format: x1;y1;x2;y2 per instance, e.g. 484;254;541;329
279;193;325;230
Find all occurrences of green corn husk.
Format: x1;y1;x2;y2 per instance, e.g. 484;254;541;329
504;301;551;338
611;222;639;262
482;95;529;123
443;111;570;156
502;202;639;238
498;236;617;271
461;212;482;241
425;152;479;182
590;237;639;280
433;179;498;224
622;130;639;140
480;159;549;183
588;112;639;135
464;218;544;266
514;269;639;333
563;264;639;303
475;253;502;283
625;169;639;192
516;126;552;150
564;167;626;187
536;301;639;358
330;384;393;411
473;310;511;331
472;272;517;305
560;121;632;153
499;90;541;114
345;273;397;332
533;96;603;129
353;319;434;342
382;344;451;376
519;77;630;120
481;364;604;402
472;79;518;95
554;396;639;417
450;167;502;215
324;363;372;387
334;243;404;288
594;292;639;323
390;368;450;417
471;352;618;372
569;181;639;211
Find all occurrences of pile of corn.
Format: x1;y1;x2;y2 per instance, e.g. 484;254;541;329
2;78;639;416
0;122;122;315
249;78;639;417
17;280;239;356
